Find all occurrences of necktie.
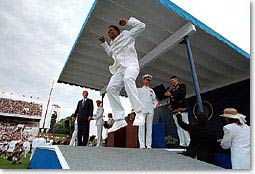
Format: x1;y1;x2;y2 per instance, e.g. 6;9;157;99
82;99;85;107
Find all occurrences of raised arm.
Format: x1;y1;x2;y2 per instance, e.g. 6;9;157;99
121;17;145;38
99;37;113;57
176;113;191;132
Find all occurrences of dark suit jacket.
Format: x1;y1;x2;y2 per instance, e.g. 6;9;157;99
170;83;188;110
177;115;217;164
74;98;94;123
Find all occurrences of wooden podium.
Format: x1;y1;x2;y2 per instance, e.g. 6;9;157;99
126;122;139;148
107;121;139;148
107;126;126;147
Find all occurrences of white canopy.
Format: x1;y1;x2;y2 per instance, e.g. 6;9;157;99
58;0;249;97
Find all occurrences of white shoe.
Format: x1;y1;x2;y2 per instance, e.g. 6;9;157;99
133;112;145;126
108;119;127;133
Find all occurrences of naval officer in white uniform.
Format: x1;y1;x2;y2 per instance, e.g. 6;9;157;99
93;100;104;147
138;74;160;149
99;17;146;132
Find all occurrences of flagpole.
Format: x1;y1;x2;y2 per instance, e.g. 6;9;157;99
42;80;55;130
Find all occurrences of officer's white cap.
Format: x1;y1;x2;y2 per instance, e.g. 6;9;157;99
143;74;153;80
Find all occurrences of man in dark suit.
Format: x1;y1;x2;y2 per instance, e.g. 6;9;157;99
164;76;190;147
74;90;94;146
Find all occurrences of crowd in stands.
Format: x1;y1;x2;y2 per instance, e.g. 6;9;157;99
0;98;42;116
0;122;71;165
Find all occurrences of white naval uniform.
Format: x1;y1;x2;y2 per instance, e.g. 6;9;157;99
173;112;190;147
93;106;104;147
101;17;145;120
69;119;78;146
23;141;30;157
138;86;158;148
220;123;250;169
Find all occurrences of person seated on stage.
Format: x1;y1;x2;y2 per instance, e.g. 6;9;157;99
104;113;114;129
104;113;114;146
176;112;217;164
125;109;135;123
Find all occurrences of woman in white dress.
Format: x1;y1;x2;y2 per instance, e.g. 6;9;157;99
218;108;250;169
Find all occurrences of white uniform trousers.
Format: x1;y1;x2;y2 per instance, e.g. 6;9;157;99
69;121;78;146
173;112;190;147
69;130;77;146
96;125;103;147
138;113;154;148
107;66;142;120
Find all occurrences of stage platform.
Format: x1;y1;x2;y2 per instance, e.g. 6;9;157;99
30;145;223;170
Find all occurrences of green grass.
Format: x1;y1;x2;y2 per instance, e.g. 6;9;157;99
0;153;31;169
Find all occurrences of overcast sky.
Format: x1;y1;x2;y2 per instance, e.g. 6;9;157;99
0;0;251;128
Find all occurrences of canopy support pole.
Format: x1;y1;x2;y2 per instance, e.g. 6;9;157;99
101;93;105;107
182;36;204;112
